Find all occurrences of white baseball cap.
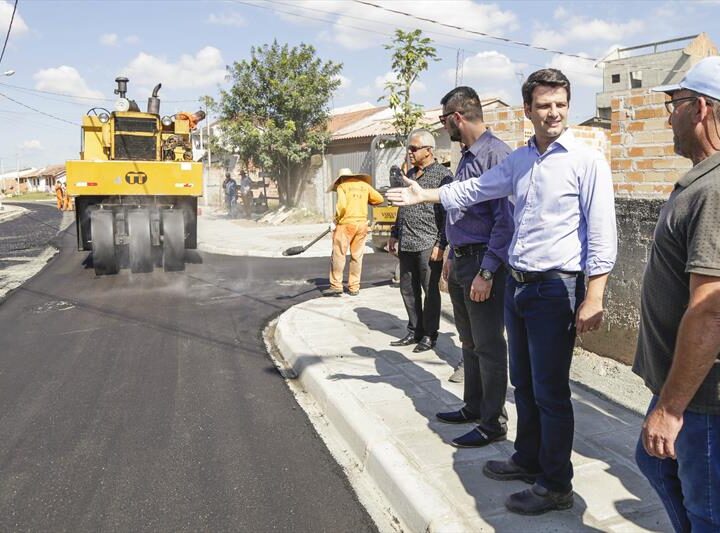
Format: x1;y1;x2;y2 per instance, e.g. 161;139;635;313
653;56;720;100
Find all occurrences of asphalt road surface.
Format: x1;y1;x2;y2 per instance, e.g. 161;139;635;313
0;202;64;268
0;217;396;532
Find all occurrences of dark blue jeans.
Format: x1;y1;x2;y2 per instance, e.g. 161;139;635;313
505;275;585;493
635;396;720;533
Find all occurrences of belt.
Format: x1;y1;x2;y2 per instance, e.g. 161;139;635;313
509;268;581;284
453;243;487;258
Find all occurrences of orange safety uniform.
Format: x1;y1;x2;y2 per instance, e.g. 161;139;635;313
328;177;384;293
55;182;64;210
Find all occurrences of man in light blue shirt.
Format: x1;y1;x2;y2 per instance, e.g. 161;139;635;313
387;69;617;515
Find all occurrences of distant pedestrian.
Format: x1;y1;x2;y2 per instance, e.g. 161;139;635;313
634;56;720;532
388;129;452;353
223;172;238;217
429;87;514;452
239;171;253;217
324;168;384;297
387;69;617;515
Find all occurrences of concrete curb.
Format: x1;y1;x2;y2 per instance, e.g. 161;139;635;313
0;204;28;223
273;305;474;533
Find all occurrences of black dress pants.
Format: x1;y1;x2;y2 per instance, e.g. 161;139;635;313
447;251;508;435
398;248;443;340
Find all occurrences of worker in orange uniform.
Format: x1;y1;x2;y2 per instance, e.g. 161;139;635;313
55;181;65;210
175;110;206;131
323;168;384;297
63;182;73;211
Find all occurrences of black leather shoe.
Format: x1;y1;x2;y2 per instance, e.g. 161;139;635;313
436;407;480;424
505;484;573;515
390;333;418;346
483;459;539;484
451;427;506;448
412;335;436;352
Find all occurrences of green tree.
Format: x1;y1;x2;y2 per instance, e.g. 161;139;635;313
218;41;342;206
381;29;439;139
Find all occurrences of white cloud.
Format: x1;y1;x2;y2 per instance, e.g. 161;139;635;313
532;11;644;50
20;139;42;151
122;47;227;89
207;12;246;27
125;35;140;45
100;33;118;46
0;1;28;36
447;51;520;84
336;74;351;89
547;54;603;88
440;51;523;105
33;66;104;99
267;0;517;50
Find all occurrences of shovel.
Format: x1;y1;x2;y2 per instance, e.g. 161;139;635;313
282;227;332;256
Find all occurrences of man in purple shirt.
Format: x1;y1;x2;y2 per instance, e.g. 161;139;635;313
433;87;515;449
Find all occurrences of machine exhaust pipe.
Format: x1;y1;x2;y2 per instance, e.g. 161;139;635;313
147;83;162;115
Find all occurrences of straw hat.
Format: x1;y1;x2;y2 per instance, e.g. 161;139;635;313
327;167;372;192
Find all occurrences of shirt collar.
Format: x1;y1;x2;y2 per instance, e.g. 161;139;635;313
677;150;720;188
528;128;576;154
463;129;495;157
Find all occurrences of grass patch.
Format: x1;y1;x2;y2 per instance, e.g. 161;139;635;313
10;192;55;201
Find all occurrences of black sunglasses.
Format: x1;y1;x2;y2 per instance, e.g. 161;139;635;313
407;145;431;153
438;110;463;124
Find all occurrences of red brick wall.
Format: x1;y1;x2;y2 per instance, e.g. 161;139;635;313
611;89;691;198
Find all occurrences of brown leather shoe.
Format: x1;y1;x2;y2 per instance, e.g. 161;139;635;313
505;484;573;515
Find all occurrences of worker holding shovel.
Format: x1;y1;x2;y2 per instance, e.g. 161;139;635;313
323;168;384;297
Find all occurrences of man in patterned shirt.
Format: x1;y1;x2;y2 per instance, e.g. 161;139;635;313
389;129;453;352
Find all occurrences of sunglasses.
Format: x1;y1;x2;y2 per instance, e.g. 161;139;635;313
407;145;431;153
438;110;463;125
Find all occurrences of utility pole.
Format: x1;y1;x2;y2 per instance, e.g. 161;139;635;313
207;110;213;207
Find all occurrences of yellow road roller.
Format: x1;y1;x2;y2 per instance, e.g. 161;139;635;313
66;77;203;275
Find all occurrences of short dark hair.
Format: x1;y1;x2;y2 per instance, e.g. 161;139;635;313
521;69;571;106
440;86;483;122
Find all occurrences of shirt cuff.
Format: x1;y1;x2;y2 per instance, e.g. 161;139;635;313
480;254;501;273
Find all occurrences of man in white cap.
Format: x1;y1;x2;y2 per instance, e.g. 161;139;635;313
324;168;384;297
633;56;720;531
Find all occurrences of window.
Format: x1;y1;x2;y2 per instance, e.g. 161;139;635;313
630;71;642;89
611;73;620;84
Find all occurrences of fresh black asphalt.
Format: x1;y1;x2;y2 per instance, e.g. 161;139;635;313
0;206;396;532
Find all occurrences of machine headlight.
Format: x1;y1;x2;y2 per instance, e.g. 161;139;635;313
161;115;173;127
114;98;130;112
99;112;110;123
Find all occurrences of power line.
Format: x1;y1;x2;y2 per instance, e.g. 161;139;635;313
351;0;597;62
0;81;200;104
0;89;78;126
233;0;602;79
350;0;697;76
0;0;18;66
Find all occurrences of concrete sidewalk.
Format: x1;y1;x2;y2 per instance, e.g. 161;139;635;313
195;209;669;531
272;286;671;533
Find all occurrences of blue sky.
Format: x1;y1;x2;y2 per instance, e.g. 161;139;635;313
0;0;718;169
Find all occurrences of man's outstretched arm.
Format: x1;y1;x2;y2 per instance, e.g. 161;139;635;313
386;177;440;206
